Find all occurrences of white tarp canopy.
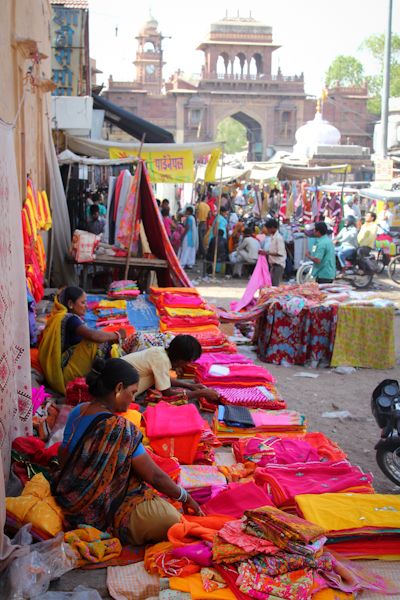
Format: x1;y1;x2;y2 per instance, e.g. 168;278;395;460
57;149;137;166
195;163;250;183
359;187;400;203
66;136;222;159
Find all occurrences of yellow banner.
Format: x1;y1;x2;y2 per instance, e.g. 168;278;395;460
109;148;194;183
204;148;222;182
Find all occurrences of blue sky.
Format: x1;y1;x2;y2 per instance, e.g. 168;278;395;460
89;0;400;96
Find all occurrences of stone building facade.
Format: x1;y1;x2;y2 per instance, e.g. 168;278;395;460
104;15;375;160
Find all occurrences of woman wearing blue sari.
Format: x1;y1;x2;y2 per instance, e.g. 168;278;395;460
179;206;198;270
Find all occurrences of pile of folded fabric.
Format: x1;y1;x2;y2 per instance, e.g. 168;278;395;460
150;286;236;353
85;297;134;334
296;492;400;559
255;460;374;510
214;407;306;442
232;432;347;465
108;279;140;299
194;422;221;464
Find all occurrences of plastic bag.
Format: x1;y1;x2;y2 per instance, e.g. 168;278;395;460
40;586;102;599
6;533;77;599
70;230;99;263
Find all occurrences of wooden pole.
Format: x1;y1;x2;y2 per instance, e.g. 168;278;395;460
212;144;225;280
124;134;146;279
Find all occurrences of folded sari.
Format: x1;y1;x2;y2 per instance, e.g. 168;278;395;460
233;436;320;465
244;506;326;557
237;563;314;600
202;482;274;519
255;461;374;508
179;465;227;490
158;292;205;308
145;402;204;438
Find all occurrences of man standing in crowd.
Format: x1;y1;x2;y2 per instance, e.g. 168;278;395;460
305;222;336;283
196;194;210;258
261;218;287;286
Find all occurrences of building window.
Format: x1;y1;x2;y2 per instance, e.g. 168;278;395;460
189;109;202;127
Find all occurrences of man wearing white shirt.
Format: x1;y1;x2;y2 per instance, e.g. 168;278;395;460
260;218;287;286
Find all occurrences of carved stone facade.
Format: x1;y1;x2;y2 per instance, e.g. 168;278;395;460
104;15;374;159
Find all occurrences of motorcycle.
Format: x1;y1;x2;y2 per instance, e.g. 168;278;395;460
296;246;378;289
371;379;400;486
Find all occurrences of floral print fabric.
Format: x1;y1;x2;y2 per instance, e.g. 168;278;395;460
237;563;314;600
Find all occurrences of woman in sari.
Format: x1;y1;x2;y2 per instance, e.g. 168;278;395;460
178;206;198;269
54;358;202;544
39;286;126;395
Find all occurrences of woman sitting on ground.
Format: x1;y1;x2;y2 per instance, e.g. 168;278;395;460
39;286;126;394
54;358;202;545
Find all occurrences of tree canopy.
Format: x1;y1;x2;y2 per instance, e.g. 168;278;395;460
325;33;400;114
325;55;365;87
216;117;248;154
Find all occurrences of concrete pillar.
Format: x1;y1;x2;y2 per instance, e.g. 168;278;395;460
175;95;185;143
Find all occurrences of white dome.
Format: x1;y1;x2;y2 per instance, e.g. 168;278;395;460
293;111;341;158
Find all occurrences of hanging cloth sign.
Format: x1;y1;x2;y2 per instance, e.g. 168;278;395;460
109;148;194;183
204;148;222;182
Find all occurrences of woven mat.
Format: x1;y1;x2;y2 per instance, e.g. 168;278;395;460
354;560;400;599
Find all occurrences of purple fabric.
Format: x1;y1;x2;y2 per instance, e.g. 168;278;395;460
194;352;253;366
231;255;271;312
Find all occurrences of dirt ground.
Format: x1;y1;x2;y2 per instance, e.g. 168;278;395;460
196;270;400;495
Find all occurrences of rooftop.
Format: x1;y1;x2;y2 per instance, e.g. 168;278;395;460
210;14;272;36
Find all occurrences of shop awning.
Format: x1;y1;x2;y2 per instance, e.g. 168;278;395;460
57;149;138;166
66;135;222;160
277;164;350;180
92;94;175;144
359;187;400;203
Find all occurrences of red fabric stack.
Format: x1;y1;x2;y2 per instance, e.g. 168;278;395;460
65;378;92;406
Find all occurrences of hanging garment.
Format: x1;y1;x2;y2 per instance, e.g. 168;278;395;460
231;255;272;312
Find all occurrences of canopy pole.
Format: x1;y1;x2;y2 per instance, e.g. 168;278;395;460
124;134;145;280
212;144;225;281
381;0;393;158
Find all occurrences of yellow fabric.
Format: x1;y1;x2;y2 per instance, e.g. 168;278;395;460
64;525;122;566
24;197;38;240
331;305;395;369
39;297;68;394
170;573;235;600
40;190;52;230
110;343;122;358
6;474;63;537
357;222;377;248
196;201;211;222
123;347;172;395
160;323;216;333
296;493;400;531
205;148;222;183
144;540;174;574
98;299;127;309
163;307;214;317
119;409;142;428
63;339;98;387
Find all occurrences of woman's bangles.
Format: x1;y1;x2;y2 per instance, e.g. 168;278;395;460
176;485;188;503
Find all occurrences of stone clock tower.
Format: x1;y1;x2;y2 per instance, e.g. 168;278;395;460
134;15;164;94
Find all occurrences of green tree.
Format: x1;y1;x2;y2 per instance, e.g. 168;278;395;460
216;117;247;154
325;55;365;87
361;33;400;114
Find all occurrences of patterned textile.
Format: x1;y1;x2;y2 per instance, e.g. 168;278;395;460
213;385;286;410
212;534;258;564
232;436;320;466
331;305;395;369
249;551;332;578
53;415;152;545
0;122;32;477
116;169;141;253
201;567;227;592
237;562;314;599
244;506;326;557
179;465;227;490
257;302;338;366
107;561;160;600
64;525;122;566
218;520;278;555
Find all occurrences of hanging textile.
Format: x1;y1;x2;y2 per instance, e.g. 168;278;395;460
0;121;32;477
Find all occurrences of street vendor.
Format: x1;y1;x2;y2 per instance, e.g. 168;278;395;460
260;218;287;286
55;357;202;546
123;333;219;402
305;222;336;283
39;286;126;394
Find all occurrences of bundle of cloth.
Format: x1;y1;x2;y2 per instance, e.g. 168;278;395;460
139;508;398;599
255;461;374;511
214;407;306;442
296;492;400;559
108;279;140;299
233;433;347;466
150;287;235;352
85;297;134;334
